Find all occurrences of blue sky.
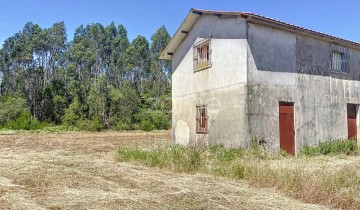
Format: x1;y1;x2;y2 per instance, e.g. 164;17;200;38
0;0;359;46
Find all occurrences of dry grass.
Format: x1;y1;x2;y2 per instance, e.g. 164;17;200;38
117;144;360;209
0;132;327;209
244;157;360;209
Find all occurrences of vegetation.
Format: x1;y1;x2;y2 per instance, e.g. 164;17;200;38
0;22;171;131
117;142;360;209
301;139;358;156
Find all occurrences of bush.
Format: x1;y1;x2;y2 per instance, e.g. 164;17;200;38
140;120;156;132
75;118;103;131
0;94;28;125
113;121;132;131
5;112;44;130
62;98;81;126
137;109;170;131
301;139;358;156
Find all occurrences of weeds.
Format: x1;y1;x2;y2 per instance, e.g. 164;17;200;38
301;139;358;156
117;143;360;209
117;145;205;172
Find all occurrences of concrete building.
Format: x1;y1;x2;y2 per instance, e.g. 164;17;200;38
160;9;360;155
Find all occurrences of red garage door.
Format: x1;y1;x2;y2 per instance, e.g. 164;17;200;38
279;102;295;155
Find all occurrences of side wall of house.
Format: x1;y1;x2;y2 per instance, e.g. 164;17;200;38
247;23;360;153
172;14;249;147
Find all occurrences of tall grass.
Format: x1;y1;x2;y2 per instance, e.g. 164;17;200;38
117;141;360;209
301;139;358;156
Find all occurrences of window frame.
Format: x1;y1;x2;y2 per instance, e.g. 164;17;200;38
331;46;350;73
196;105;208;134
193;38;212;72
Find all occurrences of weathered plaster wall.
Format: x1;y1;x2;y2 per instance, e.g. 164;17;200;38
247;23;360;154
172;14;249;147
248;24;296;73
173;84;248;147
296;36;360;81
172;15;360;153
172;15;247;71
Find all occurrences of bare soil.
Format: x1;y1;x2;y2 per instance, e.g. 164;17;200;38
0;132;328;209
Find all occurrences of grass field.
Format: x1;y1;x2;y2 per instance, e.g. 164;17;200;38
0;131;352;209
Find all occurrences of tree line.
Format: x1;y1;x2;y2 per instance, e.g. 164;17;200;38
0;21;172;131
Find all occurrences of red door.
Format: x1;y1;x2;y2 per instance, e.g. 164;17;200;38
279;102;295;155
347;104;357;140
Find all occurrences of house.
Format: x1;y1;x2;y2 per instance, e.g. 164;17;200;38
160;9;360;155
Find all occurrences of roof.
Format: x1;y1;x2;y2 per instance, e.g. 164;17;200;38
160;8;360;60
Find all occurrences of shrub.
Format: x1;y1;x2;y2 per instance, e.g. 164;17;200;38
62;109;79;126
75;118;103;131
0;94;28;125
62;98;81;126
140;119;156;132
137;109;170;131
5;112;44;130
113;121;132;131
52;95;67;124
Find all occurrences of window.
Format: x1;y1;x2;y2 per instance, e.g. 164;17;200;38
331;46;349;73
193;38;212;71
196;105;208;133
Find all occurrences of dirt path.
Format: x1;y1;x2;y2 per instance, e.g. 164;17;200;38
0;132;328;209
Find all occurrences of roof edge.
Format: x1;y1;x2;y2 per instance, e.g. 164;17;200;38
160;9;360;60
159;8;199;60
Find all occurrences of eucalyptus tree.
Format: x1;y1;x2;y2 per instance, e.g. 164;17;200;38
124;35;150;94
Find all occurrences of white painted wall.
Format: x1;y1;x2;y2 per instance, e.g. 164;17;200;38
172;14;249;147
173;38;248;97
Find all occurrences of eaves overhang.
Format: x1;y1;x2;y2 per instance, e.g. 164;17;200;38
160;8;360;60
159;9;201;60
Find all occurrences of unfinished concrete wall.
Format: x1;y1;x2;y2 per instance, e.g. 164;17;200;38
172;14;249;147
247;22;360;154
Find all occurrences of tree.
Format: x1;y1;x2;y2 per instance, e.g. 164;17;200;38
124;35;150;94
0;21;172;131
0;94;29;125
149;26;172;109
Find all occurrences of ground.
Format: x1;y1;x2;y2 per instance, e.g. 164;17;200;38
0;132;329;210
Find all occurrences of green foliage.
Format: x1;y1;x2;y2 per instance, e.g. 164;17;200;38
0;94;28;125
140;120;155;132
231;165;245;179
137;109;170;131
62;98;81;126
301;139;358;156
117;145;204;172
108;83;140;129
113;121;132;131
209;144;245;162
53;95;67;124
75;118;103;131
5;112;44;130
117;145;250;175
0;22;172;131
249;136;268;158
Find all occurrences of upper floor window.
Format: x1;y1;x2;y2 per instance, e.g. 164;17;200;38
331;46;349;73
193;38;212;71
